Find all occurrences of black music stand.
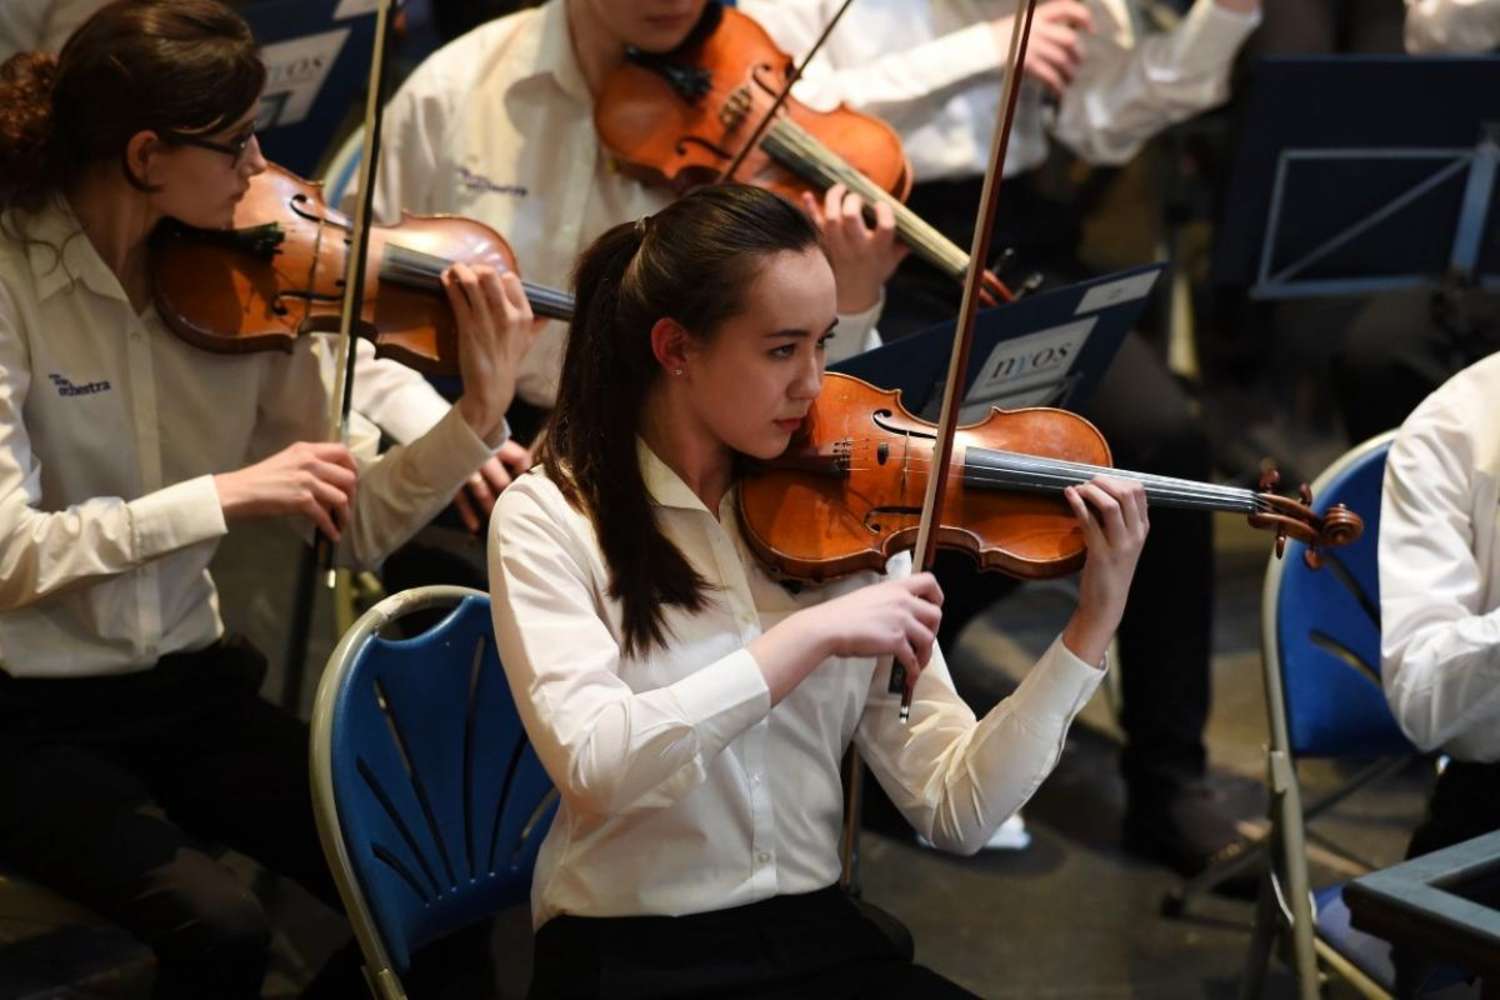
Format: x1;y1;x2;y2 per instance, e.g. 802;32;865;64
1215;56;1500;299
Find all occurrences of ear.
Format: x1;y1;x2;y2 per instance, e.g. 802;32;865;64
123;130;164;187
648;317;693;377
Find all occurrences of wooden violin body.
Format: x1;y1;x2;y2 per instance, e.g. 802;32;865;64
596;6;911;205
738;373;1365;584
596;6;1013;305
151;163;573;376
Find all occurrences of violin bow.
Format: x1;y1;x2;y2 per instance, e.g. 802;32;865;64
892;0;1041;722
715;0;856;185
283;0;398;704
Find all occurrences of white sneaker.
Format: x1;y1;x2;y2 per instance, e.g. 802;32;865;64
916;812;1031;852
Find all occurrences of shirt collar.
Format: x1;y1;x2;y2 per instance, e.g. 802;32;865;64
637;438;718;514
514;0;592;105
20;197;131;305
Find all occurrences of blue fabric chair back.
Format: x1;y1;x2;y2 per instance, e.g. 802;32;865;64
1271;432;1413;758
324;590;556;972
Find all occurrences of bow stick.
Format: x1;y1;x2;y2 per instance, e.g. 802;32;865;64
890;0;1041;722
283;0;399;704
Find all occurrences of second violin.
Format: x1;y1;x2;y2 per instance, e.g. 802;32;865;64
151;163;575;376
595;4;1015;305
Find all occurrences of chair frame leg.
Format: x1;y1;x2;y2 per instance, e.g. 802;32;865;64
1240;875;1280;1000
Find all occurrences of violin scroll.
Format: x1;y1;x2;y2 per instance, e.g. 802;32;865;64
1247;464;1365;571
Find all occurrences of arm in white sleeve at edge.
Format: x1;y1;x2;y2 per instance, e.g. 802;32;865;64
1380;375;1500;760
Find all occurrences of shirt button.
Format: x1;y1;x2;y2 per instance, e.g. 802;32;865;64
751;773;762;786
756;851;771;865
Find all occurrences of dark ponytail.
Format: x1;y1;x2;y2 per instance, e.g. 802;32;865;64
539;183;825;656
0;0;264;215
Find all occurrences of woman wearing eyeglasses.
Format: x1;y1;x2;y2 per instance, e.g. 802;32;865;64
0;2;533;995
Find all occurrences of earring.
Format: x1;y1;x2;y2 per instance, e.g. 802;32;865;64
672;368;684;376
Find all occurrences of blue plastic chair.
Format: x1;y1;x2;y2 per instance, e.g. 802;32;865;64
1241;432;1471;1000
311;585;558;1000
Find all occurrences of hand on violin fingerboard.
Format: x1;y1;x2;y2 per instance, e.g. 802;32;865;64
800;184;909;315
444;264;542;445
1060;476;1149;668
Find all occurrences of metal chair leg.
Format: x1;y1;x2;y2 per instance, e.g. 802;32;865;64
1240;876;1279;1000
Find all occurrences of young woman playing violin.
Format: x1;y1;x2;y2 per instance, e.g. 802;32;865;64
489;183;1149;998
0;2;532;995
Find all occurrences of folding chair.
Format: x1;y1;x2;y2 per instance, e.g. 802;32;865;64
311;585;557;1000
1240;431;1458;1000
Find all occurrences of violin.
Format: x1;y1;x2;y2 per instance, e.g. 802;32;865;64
594;4;1016;306
738;373;1365;583
150;163;574;376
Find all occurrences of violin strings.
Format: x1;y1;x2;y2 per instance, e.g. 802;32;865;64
791;439;1269;513
380;243;575;319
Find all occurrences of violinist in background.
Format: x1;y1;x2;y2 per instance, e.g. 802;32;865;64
0;1;533;994
1328;0;1500;443
364;0;907;605
490;181;1148;999
745;0;1262;877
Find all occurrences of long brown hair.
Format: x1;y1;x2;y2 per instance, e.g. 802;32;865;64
0;0;264;215
540;184;825;656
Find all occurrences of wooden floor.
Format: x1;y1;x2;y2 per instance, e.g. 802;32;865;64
0;511;1435;999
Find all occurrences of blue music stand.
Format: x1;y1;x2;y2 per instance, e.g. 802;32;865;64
833;264;1165;418
1215;56;1500;299
239;0;381;178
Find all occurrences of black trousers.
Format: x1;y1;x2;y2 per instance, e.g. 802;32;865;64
1332;285;1500;444
883;173;1215;794
528;887;978;1000
0;638;490;999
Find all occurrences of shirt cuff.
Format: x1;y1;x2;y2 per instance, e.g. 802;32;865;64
667;648;772;754
128;474;228;562
419;406;508;488
1173;0;1263;77
1004;635;1107;726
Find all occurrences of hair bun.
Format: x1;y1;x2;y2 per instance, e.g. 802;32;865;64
0;52;61;210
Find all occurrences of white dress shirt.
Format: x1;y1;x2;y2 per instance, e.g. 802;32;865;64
740;0;1262;180
0;199;500;677
370;0;881;409
489;441;1105;927
1405;0;1500;53
1380;352;1500;761
0;0;103;61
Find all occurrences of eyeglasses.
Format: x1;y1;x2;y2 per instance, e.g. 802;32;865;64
171;127;257;166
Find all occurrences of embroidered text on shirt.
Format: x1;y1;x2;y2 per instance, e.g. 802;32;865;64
49;373;112;397
457;167;527;197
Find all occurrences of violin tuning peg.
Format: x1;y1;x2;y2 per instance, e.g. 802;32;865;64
1299;483;1314;506
1275;532;1286;559
1258;462;1281;494
1303;547;1323;571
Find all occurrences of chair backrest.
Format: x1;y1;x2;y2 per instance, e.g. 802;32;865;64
311;586;557;988
1263;431;1414;758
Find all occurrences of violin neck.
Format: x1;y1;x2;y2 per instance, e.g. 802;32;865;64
963;446;1263;516
380;244;575;321
762;119;972;282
